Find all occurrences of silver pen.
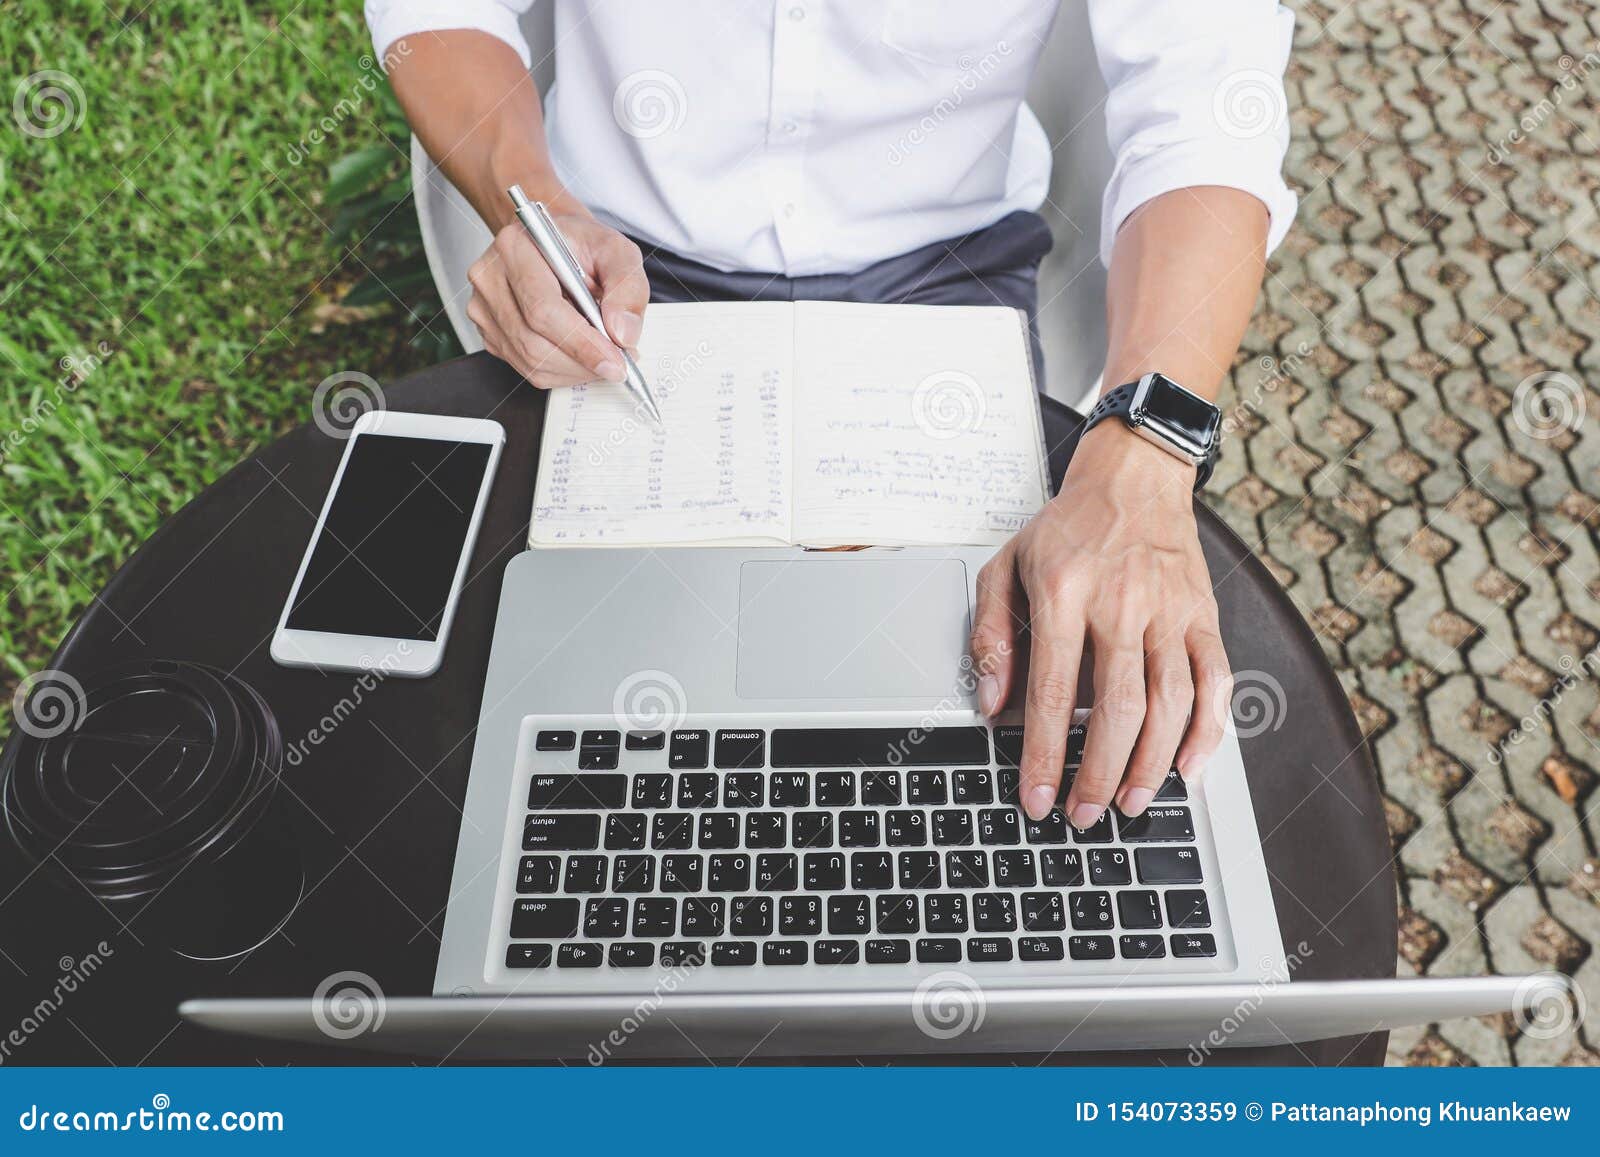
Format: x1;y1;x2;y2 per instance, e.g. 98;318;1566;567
505;185;663;425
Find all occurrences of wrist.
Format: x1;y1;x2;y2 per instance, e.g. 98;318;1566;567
1069;419;1198;492
479;153;585;230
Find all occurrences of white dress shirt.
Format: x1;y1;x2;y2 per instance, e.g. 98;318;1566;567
366;0;1297;276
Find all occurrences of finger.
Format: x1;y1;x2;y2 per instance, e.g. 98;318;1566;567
468;282;590;389
969;544;1022;717
1174;622;1232;781
592;232;650;349
1067;629;1145;828
1117;634;1193;817
1017;604;1085;821
493;227;627;381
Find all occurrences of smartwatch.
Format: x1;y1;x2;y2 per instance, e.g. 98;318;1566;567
1082;372;1223;490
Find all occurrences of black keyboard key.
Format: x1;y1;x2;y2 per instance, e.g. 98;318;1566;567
899;851;942;889
994;726;1024;766
1069;890;1113;931
578;747;619;770
932;810;973;846
529;774;627;810
1171;932;1217;958
1071;811;1115;843
906;770;947;804
996;767;1021;805
815;771;856;807
661;854;703;892
524;813;602;851
1137;846;1204;885
816;939;860;964
536;730;576;751
707;854;750;892
626;730;666;751
517;855;560;893
884;809;927;847
1020;891;1066;931
945;850;989;888
564;855;607;893
1166;889;1211;928
875;893;920;933
851;852;895;890
1088;847;1132;886
581;729;620;748
558;942;603;967
698;812;741;849
724;772;765;808
828;894;872;934
609;942;655;967
916;938;962;963
804;852;847;891
511;898;580;938
584;897;629;938
770;772;810;807
978;808;1020;846
731;895;773;935
681;896;725;936
862;770;901;805
973;892;1016;932
756;853;798;892
1117;806;1194;843
952;768;993;804
1120;934;1166;959
1117;889;1162;929
612;855;655;892
631;773;672;809
1155;767;1187;800
779;895;822;935
839;810;881;847
632;897;677;937
651;812;694;850
677;773;718;808
712;941;757;966
770;727;988;768
1025;809;1070;845
967;936;1014;962
1065;724;1087;764
764;941;808;965
506;943;553;968
1040;848;1084;886
1019;936;1065;961
715;729;766;769
792;811;834;848
923;893;968;933
660;941;707;966
992;849;1036;888
1069;935;1115;960
745;811;786;848
865;938;911;963
669;729;710;769
605;813;647;850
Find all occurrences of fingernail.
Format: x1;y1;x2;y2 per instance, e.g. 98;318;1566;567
1119;787;1154;817
596;357;626;383
978;674;1000;716
1069;802;1102;829
611;310;642;347
1024;784;1056;821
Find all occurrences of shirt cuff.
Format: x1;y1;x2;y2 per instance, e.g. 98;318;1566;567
1099;137;1298;268
365;1;532;70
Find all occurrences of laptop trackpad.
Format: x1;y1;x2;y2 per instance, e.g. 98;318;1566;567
736;559;970;700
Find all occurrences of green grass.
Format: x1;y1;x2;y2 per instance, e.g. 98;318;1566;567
1;2;438;706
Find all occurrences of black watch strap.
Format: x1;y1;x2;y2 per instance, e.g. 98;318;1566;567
1082;379;1217;491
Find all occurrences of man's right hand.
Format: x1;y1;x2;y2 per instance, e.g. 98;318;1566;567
465;205;650;389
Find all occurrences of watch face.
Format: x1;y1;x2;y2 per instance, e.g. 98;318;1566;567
1137;374;1220;454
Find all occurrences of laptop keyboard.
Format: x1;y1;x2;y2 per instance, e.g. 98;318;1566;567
501;719;1221;975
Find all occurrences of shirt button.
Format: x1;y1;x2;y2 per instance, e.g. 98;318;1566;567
783;121;799;135
789;5;805;21
783;203;797;219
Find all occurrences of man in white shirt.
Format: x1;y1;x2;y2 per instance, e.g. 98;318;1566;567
368;1;1297;830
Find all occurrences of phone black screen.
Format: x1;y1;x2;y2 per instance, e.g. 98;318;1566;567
286;434;493;640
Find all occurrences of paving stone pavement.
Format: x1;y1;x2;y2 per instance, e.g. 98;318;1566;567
1210;0;1600;1064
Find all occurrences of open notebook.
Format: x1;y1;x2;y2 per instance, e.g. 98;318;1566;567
529;301;1049;548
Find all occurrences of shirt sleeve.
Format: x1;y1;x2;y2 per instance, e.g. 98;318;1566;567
364;0;538;69
1088;0;1298;268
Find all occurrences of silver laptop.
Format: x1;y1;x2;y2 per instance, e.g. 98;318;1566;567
182;547;1563;1059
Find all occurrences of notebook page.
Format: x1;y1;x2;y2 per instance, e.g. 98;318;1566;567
790;302;1048;546
529;302;795;547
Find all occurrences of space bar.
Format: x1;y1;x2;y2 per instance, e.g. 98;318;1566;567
769;727;990;768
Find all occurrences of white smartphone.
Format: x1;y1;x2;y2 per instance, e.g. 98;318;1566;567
270;410;505;677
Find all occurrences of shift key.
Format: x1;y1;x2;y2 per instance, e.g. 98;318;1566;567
528;774;627;810
510;898;579;938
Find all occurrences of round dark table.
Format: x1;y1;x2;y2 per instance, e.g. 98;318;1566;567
0;353;1396;1066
